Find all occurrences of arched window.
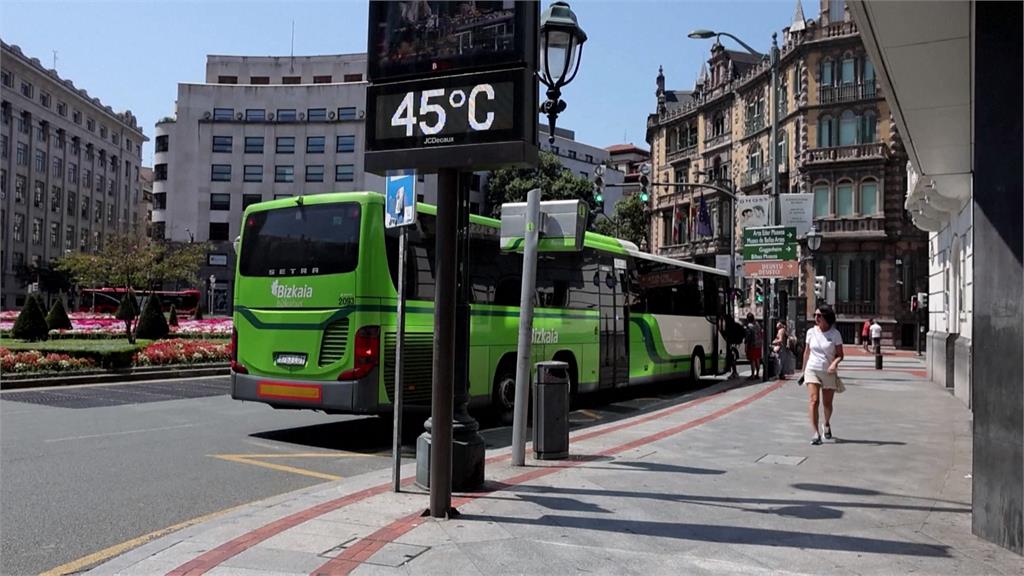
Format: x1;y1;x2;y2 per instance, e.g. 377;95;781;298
863;56;875;83
712;112;725;137
813;183;830;217
860;111;877;143
777;129;788;168
839;110;857;146
817;115;834;147
836;180;854;216
840;55;856;85
859;179;879;215
678;127;686;150
821;58;834;86
747;144;762;170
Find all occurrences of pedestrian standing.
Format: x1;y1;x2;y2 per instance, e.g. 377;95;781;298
861;319;871;352
744;313;762;379
773;321;793;379
870;318;883;354
802;305;844;445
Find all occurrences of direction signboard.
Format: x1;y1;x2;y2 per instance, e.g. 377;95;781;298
743;244;797;261
742;226;798;278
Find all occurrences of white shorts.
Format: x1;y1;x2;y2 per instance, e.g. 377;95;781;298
804;369;838;390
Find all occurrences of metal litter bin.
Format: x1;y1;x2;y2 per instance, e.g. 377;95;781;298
533;361;569;460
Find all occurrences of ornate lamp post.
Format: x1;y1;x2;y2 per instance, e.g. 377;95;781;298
538;1;587;143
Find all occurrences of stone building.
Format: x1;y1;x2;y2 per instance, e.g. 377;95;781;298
1;41;147;309
646;0;926;346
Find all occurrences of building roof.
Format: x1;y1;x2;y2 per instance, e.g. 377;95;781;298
664;89;696;111
606;143;650;155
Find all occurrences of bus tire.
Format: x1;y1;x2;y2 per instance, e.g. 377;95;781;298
492;355;519;425
690;348;705;386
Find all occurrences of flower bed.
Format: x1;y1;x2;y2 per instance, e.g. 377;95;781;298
0;312;232;338
133;339;231;366
0;348;96;373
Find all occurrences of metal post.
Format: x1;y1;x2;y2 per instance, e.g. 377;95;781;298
764;32;781;382
391;225;407;493
428;168;458;517
511;188;541;467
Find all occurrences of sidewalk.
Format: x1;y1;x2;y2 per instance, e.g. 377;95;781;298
87;358;1022;576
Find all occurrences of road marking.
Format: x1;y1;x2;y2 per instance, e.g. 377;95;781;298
574;409;602;421
44;423;196;443
210;454;364;482
38;502;248;576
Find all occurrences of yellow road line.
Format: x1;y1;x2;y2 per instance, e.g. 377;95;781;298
575;409;602;421
39;502;248;576
215;452;381;459
211;454;343;481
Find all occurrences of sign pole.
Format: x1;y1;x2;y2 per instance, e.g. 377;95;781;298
392;224;407;492
511;188;541;467
428;168;458;517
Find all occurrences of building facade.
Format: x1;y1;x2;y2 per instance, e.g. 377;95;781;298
605;143;651;213
1;41;147;310
537;125;625;214
153;53;441;313
646;0;926;346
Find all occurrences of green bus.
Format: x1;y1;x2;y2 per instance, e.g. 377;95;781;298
231;192;729;419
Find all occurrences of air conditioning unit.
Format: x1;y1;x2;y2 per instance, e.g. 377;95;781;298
329;111;336;120
267;113;274;120
299;112;306;121
236;112;243;120
203;111;212;120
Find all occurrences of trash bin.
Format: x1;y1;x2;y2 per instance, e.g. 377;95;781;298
533;361;570;460
763;353;777;379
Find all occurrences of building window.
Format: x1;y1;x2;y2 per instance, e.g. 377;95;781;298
585;154;594;163
244;165;263;182
213;107;234;121
821;59;833;86
275;165;294;182
306;136;325;153
249;76;270;85
87;117;95;132
305;165;325;182
840;58;855;85
276;137;295;153
33;181;44;207
343;73;363;82
839;110;857;146
154;164;168;181
335;164;354;182
712;112;726;137
107;204;114;224
211;164;232;182
836;182;854;216
863;57;876;84
52;157;63;178
96;174;104;194
13;214;24;241
829;0;845;23
210;193;231;211
154;192;167;209
72;109;81;124
277;109;297;122
282;76;301;84
313;75;332;84
99;125;108;138
242;194;262;209
65;225;75;250
817;116;834;147
32;218;42;244
245;108;266;122
245;136;264;153
0;68;10;87
67;191;75;215
50;186;61;212
567;150;577;159
35;149;46;172
21;81;33;98
50;222;59;248
155;135;169;153
338;107;357;120
218;75;238;84
209;222;229;241
307;108;328;122
80;197;88;219
860;180;879;215
16;143;27;166
813;184;830;217
551;145;560;155
860;112;877;143
212;135;233;153
336;134;355;153
39;91;51;108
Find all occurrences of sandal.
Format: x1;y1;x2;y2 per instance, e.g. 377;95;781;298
824;425;832;440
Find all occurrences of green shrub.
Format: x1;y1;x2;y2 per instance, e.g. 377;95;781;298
136;294;170;340
45;299;73;331
167;305;179;327
12;295;49;341
115;292;139;322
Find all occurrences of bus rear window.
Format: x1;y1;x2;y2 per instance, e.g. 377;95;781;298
240;203;361;277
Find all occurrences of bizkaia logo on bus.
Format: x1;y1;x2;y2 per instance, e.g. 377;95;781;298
270;280;314;300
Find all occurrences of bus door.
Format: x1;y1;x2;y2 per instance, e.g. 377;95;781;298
598;257;629;389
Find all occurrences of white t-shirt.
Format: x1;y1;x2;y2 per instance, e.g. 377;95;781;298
805;326;843;371
870;322;882;339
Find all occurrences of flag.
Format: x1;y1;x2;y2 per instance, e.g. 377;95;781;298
673;205;682;243
697;193;714;237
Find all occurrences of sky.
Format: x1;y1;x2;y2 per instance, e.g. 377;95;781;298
1;0;802;166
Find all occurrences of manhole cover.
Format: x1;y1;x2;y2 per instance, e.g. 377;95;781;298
756;454;806;466
365;542;430;567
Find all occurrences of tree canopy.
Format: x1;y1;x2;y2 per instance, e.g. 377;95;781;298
485;151;597;218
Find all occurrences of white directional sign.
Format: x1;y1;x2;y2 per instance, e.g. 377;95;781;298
384;172;416;229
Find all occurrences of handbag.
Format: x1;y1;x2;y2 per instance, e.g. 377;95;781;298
835;375;846;393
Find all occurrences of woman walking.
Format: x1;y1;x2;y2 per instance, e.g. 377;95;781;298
802;305;844;445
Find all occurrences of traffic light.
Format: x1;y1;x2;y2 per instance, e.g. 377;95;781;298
638;173;650;203
593;165;605;210
813;275;826;301
754;280;764;304
918;292;928;309
911;294;919;313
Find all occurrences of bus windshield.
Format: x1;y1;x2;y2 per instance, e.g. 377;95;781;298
239;202;361;277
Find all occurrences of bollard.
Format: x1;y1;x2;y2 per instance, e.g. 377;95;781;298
533;361;570;460
875;351;883;369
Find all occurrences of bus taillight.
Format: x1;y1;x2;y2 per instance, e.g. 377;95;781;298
339;326;380;381
230;328;248;374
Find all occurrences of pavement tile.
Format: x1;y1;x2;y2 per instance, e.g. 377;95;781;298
220;545;326;574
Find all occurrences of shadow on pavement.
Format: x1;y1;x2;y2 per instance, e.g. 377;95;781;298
456;513;951;557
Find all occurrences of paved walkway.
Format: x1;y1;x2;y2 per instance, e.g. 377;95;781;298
87;356;1022;575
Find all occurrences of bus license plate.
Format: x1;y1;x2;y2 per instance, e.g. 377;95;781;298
274;353;307;367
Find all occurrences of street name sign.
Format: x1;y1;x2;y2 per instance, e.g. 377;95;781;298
742;225;798;278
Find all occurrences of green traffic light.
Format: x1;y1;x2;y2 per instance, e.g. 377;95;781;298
595;193;603;203
756;295;764;303
639;192;649;202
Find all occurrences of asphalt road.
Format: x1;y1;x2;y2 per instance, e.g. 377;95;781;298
0;374;721;576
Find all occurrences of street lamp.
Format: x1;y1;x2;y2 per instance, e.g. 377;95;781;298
539;1;587;144
806;226;822;253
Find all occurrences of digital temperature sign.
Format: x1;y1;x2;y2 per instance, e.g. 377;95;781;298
365;68;536;173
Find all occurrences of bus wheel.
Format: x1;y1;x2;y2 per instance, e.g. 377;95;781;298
689;350;705;386
492;369;518;425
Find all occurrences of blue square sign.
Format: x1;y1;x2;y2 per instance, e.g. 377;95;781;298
385;171;416;228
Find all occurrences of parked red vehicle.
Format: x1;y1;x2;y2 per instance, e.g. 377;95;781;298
77;288;201;315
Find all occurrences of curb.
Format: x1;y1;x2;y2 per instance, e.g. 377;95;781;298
0;364;230;390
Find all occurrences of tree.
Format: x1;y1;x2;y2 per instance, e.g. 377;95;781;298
591;193;649;249
485;151;598;218
45;299;73;331
115;293;140;343
56;231;207;342
12;295;50;341
135;294;170;340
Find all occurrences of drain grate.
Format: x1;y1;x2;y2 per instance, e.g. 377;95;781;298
1;379;230;409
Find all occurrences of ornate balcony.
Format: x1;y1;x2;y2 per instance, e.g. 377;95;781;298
741;166;769;189
666;144;699;164
744;116;765;137
835;301;878;316
802;143;887;165
819;82;878;105
703;132;732;152
814;216;886;237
